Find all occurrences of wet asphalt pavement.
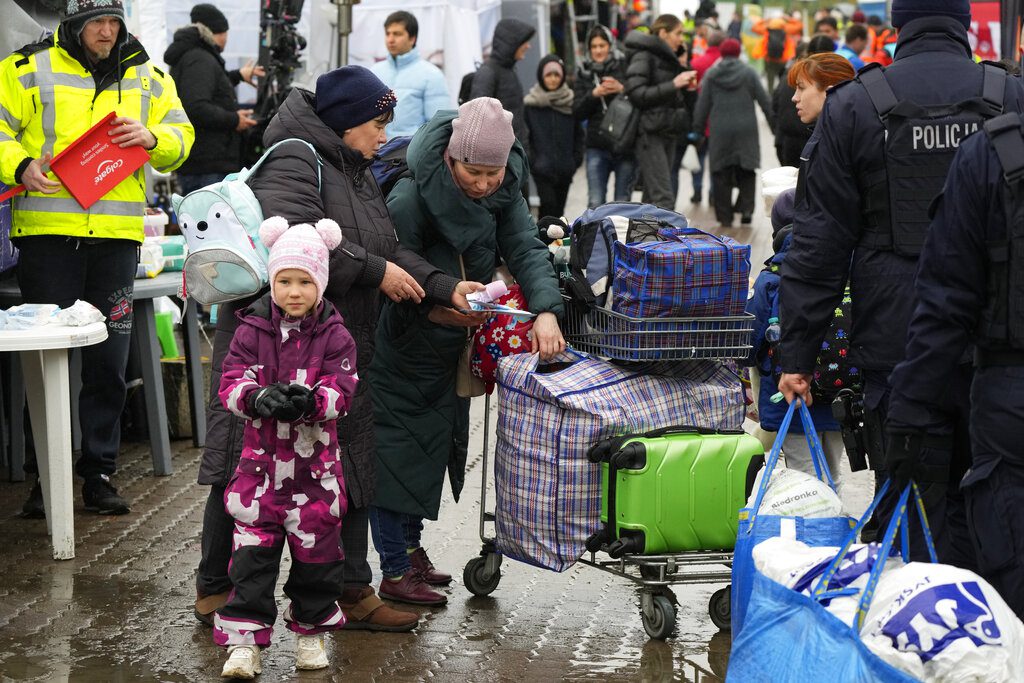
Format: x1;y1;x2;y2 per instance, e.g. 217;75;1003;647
0;117;875;681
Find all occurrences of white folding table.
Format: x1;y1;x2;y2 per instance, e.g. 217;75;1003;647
0;321;107;559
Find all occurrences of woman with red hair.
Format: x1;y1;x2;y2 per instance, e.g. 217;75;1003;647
788;52;856;124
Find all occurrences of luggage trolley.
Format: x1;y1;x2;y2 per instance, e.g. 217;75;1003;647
463;300;757;640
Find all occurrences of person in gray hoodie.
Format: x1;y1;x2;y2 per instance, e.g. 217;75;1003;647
470;18;535;144
692;38;773;227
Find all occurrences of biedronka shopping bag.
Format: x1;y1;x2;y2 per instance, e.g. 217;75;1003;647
726;481;925;683
730;398;855;637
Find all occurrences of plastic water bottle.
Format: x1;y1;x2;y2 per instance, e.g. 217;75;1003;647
765;316;781;343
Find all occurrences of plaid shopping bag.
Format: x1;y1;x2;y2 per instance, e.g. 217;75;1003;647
493;352;745;571
612;226;750;318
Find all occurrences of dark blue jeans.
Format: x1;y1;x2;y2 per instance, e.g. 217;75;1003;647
585;147;635;208
368;506;424;578
177;172;226;195
15;236;138;479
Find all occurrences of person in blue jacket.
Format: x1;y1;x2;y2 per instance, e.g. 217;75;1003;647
885;114;1024;618
776;0;1024;563
746;189;843;493
370;11;451;137
835;24;868;71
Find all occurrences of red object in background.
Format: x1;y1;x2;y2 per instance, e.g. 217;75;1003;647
970;2;1001;60
0;112;150;208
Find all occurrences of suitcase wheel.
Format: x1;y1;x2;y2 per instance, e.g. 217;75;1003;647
463;553;502;597
641;592;676;640
708;586;731;631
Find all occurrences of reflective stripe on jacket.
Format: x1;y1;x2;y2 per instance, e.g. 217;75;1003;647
0;35;194;242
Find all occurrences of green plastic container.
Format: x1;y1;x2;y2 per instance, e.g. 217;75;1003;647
157;235;187;272
594;427;765;554
155;311;180;359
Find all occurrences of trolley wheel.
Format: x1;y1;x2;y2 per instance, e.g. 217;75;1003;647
463;555;501;597
642;594;676;640
709;586;731;631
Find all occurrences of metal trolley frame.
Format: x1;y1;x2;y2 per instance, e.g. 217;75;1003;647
462;304;754;640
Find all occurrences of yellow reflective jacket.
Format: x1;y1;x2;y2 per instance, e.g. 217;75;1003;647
0;30;194;242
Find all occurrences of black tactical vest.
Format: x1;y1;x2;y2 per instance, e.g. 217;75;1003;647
857;62;1006;257
979;113;1024;350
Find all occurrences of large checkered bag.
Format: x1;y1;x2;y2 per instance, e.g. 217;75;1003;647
493;351;745;571
612;226;750;318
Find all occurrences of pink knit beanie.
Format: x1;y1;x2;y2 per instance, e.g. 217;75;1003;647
447;97;516;167
258;216;343;305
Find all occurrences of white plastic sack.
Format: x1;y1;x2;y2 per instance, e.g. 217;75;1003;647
4;303;59;329
136;241;165;279
861;562;1024;683
56;300;105;326
754;536;904;628
748;466;843;519
761;166;800;214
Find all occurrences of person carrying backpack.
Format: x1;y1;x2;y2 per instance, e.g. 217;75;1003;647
192;65;485;633
752;14;803;94
745;188;844;494
777;0;1024;566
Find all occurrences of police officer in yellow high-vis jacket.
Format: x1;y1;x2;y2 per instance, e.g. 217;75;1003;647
0;0;194;516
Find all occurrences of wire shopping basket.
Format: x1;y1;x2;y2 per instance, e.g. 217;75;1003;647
561;296;755;362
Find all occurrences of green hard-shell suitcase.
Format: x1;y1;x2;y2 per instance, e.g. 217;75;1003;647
586;426;765;557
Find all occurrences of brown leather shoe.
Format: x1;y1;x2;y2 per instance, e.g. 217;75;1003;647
409;546;452;585
379;571;448;606
194;591;230;627
339;586;419;632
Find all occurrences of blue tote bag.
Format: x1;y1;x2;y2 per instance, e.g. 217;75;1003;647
731;398;856;636
727;481;937;682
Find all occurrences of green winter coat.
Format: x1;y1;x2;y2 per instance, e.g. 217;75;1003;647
369;111;564;520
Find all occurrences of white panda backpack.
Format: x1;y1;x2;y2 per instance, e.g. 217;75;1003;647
170;138;321;305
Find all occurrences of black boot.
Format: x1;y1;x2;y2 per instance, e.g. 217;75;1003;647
82;475;130;515
20;481;45;519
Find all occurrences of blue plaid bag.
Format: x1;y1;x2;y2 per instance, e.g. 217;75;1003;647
612;226;750;318
493;351;745;571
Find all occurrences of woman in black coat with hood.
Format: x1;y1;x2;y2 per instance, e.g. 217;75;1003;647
574;25;635;207
625;14;698;209
471;17;535;145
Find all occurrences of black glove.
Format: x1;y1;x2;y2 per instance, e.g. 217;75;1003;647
885;429;925;490
283;384;316;418
247;383;291;419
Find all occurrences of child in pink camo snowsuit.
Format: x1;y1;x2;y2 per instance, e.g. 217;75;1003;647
214;216;358;675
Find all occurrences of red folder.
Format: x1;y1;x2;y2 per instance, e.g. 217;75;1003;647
0;111;150;209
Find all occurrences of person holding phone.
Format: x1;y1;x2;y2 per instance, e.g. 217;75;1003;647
624;13;698;209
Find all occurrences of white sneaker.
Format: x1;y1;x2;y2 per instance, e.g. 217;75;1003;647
221;645;261;679
295;634;329;670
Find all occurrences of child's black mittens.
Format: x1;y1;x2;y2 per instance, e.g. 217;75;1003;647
282;384;316;419
249;383;292;418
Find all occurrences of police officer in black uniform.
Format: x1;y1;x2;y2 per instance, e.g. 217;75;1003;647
885;113;1024;618
776;0;1024;564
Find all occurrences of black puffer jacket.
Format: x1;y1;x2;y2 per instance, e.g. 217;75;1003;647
470;18;535;143
164;24;243;175
624;31;691;139
197;88;447;508
574;26;630;151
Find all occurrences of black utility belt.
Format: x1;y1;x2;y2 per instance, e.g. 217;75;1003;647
974;347;1024;367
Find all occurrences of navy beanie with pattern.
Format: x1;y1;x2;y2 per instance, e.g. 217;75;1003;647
890;0;971;29
315;66;397;134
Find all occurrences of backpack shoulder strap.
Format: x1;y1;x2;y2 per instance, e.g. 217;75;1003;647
243;138;323;192
984;113;1024;183
980;61;1007;113
857;63;898;120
